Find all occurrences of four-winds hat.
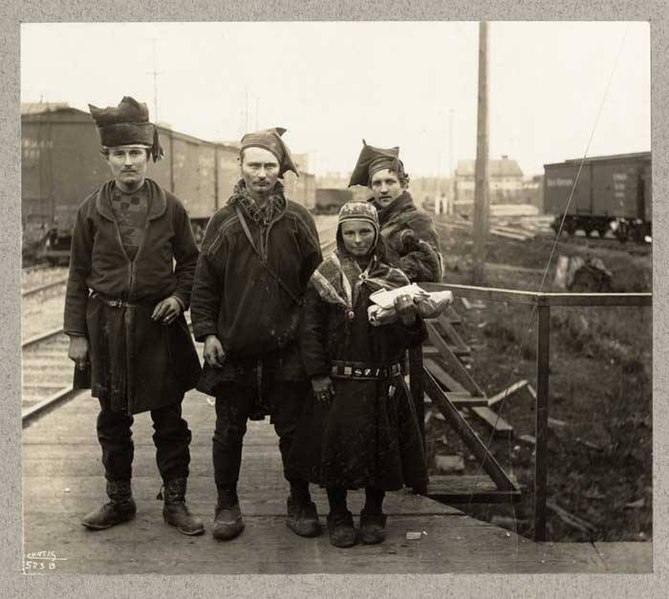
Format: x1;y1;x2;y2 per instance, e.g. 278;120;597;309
240;127;300;177
348;140;405;187
88;96;163;162
240;127;299;177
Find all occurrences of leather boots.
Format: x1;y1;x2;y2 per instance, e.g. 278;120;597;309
81;479;136;530
162;478;205;536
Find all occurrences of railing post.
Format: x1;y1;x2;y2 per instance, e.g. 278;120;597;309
534;297;550;542
409;347;426;449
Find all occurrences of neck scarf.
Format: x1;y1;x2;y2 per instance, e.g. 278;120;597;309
310;248;409;315
228;179;287;227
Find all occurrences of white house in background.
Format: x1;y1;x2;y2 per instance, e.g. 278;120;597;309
454;155;525;214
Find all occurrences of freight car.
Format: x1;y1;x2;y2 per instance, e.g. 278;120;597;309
313;188;352;214
543;152;651;243
21;104;315;263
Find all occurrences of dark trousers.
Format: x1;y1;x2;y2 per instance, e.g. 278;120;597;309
212;381;309;490
96;398;192;482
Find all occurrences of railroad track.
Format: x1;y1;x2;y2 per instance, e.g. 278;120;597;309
317;219;338;255
22;262;51;275
22;333;74;425
22;277;69;298
556;232;651;254
22;220;339;426
22;265;69;298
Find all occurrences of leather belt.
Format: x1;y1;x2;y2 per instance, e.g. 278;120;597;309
330;361;402;380
90;292;139;309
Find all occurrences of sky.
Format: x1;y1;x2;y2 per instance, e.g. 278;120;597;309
21;21;650;177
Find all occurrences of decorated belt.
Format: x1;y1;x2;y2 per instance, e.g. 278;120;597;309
90;292;139;309
330;361;402;380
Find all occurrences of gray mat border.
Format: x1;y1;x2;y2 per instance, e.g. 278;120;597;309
2;1;666;597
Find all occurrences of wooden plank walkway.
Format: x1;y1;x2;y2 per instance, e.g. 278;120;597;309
22;388;652;574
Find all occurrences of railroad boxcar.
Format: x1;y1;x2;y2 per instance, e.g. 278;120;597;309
313;188;352;214
543;152;651;242
21;105;315;262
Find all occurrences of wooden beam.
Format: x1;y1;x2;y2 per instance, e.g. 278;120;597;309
426;474;522;504
424;344;470;359
421;282;652;308
490;228;528;241
408;347;426;449
425;320;485;397
446;392;488;408
424;357;465;391
473;21;490;268
534;303;550;542
444;305;462;325
487;379;529;407
436;314;471;354
422;282;538;305
467;406;514;438
423;368;517;493
538;292;652;307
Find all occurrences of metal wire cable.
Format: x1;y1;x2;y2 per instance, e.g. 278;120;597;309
458;24;631;545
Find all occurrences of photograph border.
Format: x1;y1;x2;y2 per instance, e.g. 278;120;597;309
2;1;667;596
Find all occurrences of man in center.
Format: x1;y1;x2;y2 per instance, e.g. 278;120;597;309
190;128;323;541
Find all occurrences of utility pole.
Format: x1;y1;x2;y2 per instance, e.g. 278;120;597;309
245;88;249;131
448;108;455;216
255;96;259;129
145;38;162;122
473;21;490;283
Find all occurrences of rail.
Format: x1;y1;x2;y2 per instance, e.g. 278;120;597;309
421;282;652;541
22;277;68;298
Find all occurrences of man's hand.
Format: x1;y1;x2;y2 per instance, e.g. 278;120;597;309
151;296;182;325
311;375;335;407
203;335;226;368
399;229;421;252
394;293;418;326
68;336;89;371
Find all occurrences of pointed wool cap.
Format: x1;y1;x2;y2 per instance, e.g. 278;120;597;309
240;127;299;177
88;96;163;161
348;140;405;187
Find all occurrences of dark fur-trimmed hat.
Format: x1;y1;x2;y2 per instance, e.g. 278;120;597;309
348;140;406;187
88;96;163;162
240;127;298;177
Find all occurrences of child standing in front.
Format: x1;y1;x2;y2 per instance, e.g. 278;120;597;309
288;201;428;548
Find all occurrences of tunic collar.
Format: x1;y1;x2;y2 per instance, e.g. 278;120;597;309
96;178;166;222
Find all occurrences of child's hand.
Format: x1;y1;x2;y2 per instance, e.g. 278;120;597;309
311;375;335;407
394;294;418;326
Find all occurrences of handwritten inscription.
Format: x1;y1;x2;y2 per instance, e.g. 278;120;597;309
24;551;67;574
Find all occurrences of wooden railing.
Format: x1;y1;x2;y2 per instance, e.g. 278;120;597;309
422;282;652;542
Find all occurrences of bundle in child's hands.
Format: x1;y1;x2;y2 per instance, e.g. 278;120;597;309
367;284;454;326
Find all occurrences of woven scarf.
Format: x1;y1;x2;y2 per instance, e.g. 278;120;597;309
227;179;286;226
310;249;409;312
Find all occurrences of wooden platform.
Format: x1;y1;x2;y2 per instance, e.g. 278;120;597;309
22;389;652;574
